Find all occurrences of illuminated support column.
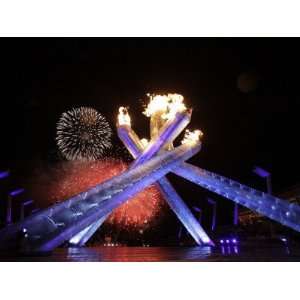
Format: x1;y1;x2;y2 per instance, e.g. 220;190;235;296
117;125;143;158
207;198;217;231
71;108;213;247
6;196;12;225
0;142;201;252
69;109;197;246
20;200;34;221
69;215;107;246
117;125;300;234
6;188;25;225
117;125;213;245
233;203;238;226
131;110;192;168
173;163;300;233
36;142;201;252
157;177;212;245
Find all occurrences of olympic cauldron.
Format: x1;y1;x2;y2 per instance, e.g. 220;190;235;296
1;94;300;253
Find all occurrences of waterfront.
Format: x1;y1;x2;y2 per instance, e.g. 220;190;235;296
1;242;300;262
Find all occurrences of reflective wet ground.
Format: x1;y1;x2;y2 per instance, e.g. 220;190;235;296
1;242;300;261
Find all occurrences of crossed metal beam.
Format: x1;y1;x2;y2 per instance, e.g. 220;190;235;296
70;109;214;246
0;140;201;252
71;108;300;247
2;106;300;253
0;110;207;252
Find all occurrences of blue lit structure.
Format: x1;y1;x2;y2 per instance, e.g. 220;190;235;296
111;124;300;234
119;121;213;245
1;94;300;253
73;111;213;246
0;140;201;252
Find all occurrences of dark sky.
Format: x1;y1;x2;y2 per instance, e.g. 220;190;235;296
0;37;299;199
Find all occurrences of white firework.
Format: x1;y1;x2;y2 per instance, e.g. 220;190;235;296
56;107;112;161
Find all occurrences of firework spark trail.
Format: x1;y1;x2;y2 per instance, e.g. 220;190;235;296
56;107;112;161
27;159;166;233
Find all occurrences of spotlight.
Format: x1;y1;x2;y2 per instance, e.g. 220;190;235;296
226;239;230;244
220;239;224;244
232;239;237;244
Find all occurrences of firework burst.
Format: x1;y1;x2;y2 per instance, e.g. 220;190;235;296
56;107;112;161
26;159;166;236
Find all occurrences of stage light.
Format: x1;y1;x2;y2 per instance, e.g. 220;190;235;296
9;188;25;197
232;239;237;244
220;239;224;244
226;239;230;244
0;170;10;179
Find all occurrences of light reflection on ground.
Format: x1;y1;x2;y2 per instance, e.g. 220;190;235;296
1;243;300;261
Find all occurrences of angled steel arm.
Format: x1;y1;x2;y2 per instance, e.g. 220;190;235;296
116;125;300;234
0;142;201;252
71;111;213;246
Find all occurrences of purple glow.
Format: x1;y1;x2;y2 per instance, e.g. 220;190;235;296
281;237;287;243
233;203;239;226
192;206;201;213
207;198;216;205
116;124;213;247
37;142;202;252
221;246;225;255
0;170;10;179
131;111;191;168
220;239;224;244
253;166;270;178
9;188;25;197
207;198;217;231
22;200;33;206
226;239;230;244
232;239;237;244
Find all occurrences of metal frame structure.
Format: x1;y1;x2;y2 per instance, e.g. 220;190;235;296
1;102;300;253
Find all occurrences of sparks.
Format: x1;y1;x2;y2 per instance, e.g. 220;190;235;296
56;107;112;161
26;159;165;234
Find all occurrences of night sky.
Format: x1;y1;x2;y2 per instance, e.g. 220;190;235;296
0;38;299;230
